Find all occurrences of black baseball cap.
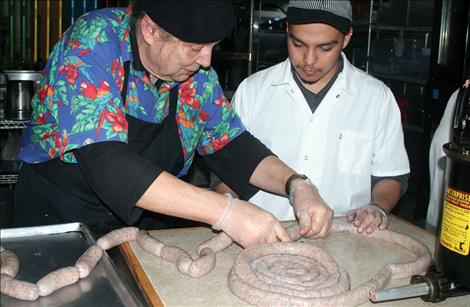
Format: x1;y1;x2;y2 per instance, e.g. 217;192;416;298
139;0;234;44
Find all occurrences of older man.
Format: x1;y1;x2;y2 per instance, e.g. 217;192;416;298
15;1;332;245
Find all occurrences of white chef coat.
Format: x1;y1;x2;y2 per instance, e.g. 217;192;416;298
232;53;410;220
426;89;459;229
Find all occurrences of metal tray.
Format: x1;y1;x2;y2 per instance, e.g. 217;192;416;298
0;223;143;307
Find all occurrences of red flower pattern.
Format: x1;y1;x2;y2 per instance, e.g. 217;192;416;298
105;108;128;134
213;133;230;151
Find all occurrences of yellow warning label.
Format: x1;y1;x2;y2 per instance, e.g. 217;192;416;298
440;187;470;256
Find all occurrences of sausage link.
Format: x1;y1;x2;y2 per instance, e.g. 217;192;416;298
1;249;20;278
188;247;216;278
136;230;164;257
36;266;79;296
160;246;193;274
96;227;139;250
197;232;233;255
1;274;40;301
75;245;103;279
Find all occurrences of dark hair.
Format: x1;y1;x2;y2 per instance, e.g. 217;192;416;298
129;0;172;41
129;0;146;34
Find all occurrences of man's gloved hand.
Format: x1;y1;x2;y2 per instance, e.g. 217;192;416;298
346;202;389;234
214;195;292;248
289;179;334;238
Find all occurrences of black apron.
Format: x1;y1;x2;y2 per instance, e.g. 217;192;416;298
122;61;183;175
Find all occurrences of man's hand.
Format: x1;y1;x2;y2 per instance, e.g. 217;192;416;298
217;197;292;248
290;179;333;238
346;202;389;234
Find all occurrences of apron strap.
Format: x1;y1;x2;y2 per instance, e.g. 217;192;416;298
121;61;131;106
169;84;179;116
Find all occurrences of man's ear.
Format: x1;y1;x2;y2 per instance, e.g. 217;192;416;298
140;15;157;45
342;27;353;49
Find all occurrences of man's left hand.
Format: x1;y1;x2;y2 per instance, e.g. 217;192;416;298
346;202;389;234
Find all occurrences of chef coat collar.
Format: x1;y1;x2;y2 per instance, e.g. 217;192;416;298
273;53;353;99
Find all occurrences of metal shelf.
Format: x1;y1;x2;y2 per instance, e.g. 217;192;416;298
0;118;28;130
0;174;18;185
355;24;432;33
370;71;428;85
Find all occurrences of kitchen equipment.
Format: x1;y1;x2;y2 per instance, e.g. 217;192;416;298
372;80;470;303
0;130;22;172
0;72;6;118
4;70;41;120
0;223;144;307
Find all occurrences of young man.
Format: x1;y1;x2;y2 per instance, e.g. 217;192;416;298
214;0;410;234
15;1;333;245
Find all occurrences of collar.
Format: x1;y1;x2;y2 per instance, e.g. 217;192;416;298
290;57;343;95
274;53;353;97
129;23;146;72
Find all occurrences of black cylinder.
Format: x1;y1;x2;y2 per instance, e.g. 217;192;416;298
435;143;470;288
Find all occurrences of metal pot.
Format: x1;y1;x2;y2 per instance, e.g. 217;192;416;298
4;70;41;120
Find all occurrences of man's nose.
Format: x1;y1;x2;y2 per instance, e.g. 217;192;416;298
304;48;317;65
196;45;213;68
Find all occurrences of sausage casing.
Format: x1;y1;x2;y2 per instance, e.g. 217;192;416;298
75;245;103;279
96;227;139;250
36;266;79;296
1;249;20;278
1;274;40;301
136;230;164;257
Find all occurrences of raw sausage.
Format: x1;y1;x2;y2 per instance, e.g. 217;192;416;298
188;247;216;278
36;266;80;296
1;219;432;305
96;227;139;250
228;220;432;306
160;245;193;274
1;249;20;278
136;230;164;257
197;232;233;254
1;274;40;301
75;245;103;279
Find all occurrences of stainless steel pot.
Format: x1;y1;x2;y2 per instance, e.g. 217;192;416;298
4;70;42;120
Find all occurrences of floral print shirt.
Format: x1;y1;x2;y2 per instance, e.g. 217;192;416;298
19;7;245;177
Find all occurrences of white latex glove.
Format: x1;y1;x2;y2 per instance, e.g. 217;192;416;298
214;195;292;248
346;202;389;234
290;179;334;238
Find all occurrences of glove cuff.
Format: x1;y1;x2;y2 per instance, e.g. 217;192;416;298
369;201;389;221
212;193;236;231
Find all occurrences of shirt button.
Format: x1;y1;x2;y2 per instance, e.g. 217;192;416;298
304;155;309;160
309;117;314;122
336;94;340;98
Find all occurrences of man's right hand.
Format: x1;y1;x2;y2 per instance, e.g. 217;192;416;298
290;179;334;238
219;198;292;248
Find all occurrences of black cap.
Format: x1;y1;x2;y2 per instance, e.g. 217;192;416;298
287;0;352;34
139;0;234;44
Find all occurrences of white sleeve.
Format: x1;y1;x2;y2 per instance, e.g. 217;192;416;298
231;78;254;130
427;89;459;227
371;86;410;176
